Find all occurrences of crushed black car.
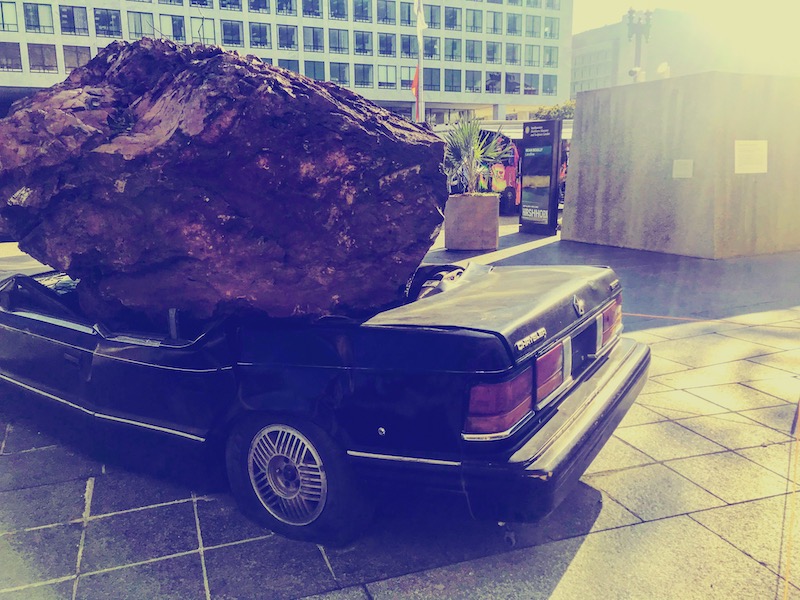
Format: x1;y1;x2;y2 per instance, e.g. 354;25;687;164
0;264;649;544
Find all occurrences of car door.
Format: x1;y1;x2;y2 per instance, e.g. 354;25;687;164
87;320;238;440
0;275;98;409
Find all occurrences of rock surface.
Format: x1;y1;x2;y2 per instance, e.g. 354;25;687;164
0;39;446;324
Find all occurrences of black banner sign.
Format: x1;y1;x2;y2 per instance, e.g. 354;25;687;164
519;120;562;235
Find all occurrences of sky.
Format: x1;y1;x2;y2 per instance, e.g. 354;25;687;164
572;0;800;34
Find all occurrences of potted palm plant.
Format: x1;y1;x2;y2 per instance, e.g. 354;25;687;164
442;119;514;250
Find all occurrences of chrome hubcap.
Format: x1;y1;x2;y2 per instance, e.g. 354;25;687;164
248;425;327;526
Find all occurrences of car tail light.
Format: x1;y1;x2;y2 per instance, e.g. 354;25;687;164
600;295;623;347
465;367;533;434
536;342;564;403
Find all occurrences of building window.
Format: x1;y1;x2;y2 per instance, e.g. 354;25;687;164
423;67;439;91
354;30;372;55
505;72;520;94
276;0;295;15
545;0;560;9
353;0;371;22
526;0;541;7
304;60;324;80
378;32;395;56
190;17;215;43
329;0;346;19
465;39;481;63
302;26;323;51
507;0;521;5
330;61;348;85
327;29;348;53
465;9;481;33
250;22;271;47
354;63;373;87
378;64;396;88
423;36;439;59
506;13;521;36
444;6;460;30
542;73;556;95
249;0;270;13
487;11;501;34
400;65;413;89
94;8;121;37
524;44;539;66
0;2;18;32
444;68;460;92
59;6;88;35
128;12;154;38
444;38;460;61
221;0;242;10
543;45;558;67
544;16;559;39
221;20;243;45
465;69;480;92
190;0;213;7
400;34;417;58
24;3;54;33
506;42;520;65
399;1;414;26
423;4;439;28
524;73;539;94
303;0;322;16
486;41;501;64
63;44;90;72
377;0;395;24
0;42;22;71
485;70;500;93
277;25;297;49
525;15;540;37
159;0;184;6
28;42;57;72
278;58;299;71
161;14;185;42
260;57;273;64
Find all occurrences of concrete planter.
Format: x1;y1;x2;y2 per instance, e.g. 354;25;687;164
443;193;500;251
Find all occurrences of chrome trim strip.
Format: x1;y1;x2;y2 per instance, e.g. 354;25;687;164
0;322;95;353
11;311;96;334
0;372;92;415
95;413;205;442
92;352;234;374
346;450;460;467
0;372;206;442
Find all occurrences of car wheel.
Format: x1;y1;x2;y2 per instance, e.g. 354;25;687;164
226;415;371;545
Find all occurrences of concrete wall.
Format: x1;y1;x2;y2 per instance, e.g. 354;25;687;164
562;72;800;259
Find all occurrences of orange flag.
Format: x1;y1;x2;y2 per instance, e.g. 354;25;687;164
410;66;419;99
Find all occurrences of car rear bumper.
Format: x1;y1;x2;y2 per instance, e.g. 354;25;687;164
462;337;651;522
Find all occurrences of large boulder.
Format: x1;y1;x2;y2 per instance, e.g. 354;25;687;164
0;39;446;325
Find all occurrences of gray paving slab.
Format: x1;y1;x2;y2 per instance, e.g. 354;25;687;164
723;308;800;326
742;404;800;435
744;376;800;402
75;553;206;600
613;421;726;461
0;446;104;493
616;403;669;427
366;517;789;600
647;355;693;377
750;348;800;376
689;382;793;411
0;523;83;589
690;494;800;589
0;580;75;599
300;587;371;600
648;333;779;368
720;325;800;351
0;479;87;535
652;359;791;389
678;412;793;450
636;389;729;419
736;441;799;481
583;463;725;521
666;451;793;504
583;436;655;475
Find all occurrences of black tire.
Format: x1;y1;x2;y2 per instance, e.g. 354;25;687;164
226;414;372;545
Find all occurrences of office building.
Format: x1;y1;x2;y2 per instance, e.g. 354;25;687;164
0;0;573;121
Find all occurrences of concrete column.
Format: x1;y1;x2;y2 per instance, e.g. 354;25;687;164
492;104;506;120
